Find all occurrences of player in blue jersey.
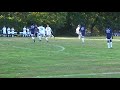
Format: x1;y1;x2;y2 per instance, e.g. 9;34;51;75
105;26;112;48
30;24;35;42
80;25;86;43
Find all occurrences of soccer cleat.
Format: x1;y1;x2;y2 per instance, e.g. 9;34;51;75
34;39;35;42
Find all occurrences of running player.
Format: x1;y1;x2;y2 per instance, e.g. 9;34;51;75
30;24;35;42
45;24;54;42
80;25;86;43
105;26;112;48
38;25;46;41
76;24;81;39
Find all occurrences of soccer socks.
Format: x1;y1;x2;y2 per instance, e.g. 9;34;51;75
34;39;35;42
107;43;110;48
52;35;54;38
107;42;112;48
78;35;81;39
110;42;112;48
32;37;35;42
82;38;84;43
38;36;42;41
107;39;112;48
45;37;48;42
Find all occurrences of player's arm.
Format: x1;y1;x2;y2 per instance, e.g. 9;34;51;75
51;29;53;34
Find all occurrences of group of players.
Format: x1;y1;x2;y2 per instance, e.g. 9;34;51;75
1;23;113;48
76;24;113;49
76;24;86;43
2;26;15;37
29;24;54;42
1;24;54;42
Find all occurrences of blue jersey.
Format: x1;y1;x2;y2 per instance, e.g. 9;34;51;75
105;28;112;39
30;25;35;34
80;26;85;36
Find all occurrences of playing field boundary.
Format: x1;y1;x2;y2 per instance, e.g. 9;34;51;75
56;37;120;41
35;72;120;78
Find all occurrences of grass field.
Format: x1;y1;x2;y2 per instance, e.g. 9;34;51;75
0;36;120;78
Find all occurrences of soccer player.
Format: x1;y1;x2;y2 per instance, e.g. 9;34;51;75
37;25;46;41
23;26;27;37
2;26;7;37
76;24;81;39
30;24;35;42
34;24;39;37
105;26;112;48
45;24;54;42
11;27;15;37
80;25;86;43
7;27;11;37
26;27;30;37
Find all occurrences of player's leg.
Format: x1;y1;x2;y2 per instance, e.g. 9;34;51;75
78;34;81;39
51;34;54;38
45;35;48;42
23;33;24;37
107;38;110;48
8;33;9;37
110;38;112;48
31;34;35;42
12;32;14;37
38;33;42;41
81;35;85;43
52;34;55;39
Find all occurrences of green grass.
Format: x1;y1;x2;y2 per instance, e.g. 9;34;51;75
0;36;120;78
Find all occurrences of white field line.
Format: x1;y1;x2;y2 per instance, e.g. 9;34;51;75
35;72;120;78
12;46;31;50
12;44;65;52
86;39;120;41
53;44;65;52
56;37;120;41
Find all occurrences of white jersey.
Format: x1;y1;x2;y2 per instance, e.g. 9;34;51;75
2;27;6;34
7;27;10;34
76;26;80;35
45;27;52;36
26;28;30;34
11;28;15;34
23;27;26;35
38;26;45;35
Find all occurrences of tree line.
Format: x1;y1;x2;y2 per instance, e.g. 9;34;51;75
0;12;120;36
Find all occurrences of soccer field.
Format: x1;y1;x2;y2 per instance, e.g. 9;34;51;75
0;36;120;78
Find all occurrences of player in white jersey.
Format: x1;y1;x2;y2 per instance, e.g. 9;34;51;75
76;24;81;39
45;25;54;42
7;27;11;37
2;26;7;37
38;25;46;41
26;27;30;37
23;26;27;37
11;27;15;37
